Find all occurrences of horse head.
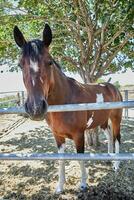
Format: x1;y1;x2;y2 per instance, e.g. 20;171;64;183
13;24;54;120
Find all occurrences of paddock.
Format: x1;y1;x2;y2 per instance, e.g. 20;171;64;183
0;102;134;199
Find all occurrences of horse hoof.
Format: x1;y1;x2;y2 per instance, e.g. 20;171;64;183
55;186;63;194
113;166;118;172
80;183;88;191
112;161;120;172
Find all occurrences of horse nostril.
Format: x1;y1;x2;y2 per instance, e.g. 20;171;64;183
24;102;29;113
42;99;48;113
24;99;47;119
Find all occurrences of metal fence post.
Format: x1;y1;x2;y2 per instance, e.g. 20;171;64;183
124;90;128;119
21;91;25;106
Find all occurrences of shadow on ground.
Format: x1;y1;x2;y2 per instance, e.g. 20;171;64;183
0;119;134;199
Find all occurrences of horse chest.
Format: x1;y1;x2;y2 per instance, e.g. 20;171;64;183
46;112;86;134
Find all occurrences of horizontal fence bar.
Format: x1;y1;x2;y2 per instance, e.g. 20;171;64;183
0;90;25;95
120;90;134;92
0;106;25;114
48;101;134;112
0;99;17;105
0;153;134;161
0;101;134;114
0;90;133;95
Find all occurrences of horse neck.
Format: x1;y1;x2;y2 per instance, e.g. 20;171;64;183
47;65;70;105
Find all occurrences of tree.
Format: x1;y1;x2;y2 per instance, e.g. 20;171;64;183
113;81;121;89
0;0;133;78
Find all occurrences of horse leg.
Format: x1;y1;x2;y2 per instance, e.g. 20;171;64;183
74;133;88;191
55;136;66;193
105;120;114;154
113;139;120;171
112;122;121;172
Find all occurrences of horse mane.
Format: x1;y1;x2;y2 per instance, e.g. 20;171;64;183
22;40;63;73
22;40;70;80
53;60;78;84
52;60;62;71
22;40;44;61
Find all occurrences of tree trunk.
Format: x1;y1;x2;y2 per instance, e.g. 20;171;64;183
80;67;100;148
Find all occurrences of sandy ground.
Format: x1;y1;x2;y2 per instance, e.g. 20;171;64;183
0;114;134;200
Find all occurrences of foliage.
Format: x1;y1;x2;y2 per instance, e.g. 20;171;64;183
113;81;121;89
0;0;133;82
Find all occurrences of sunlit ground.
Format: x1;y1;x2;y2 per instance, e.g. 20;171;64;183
0;114;134;200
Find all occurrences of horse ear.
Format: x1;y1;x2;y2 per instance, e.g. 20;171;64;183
43;24;52;47
13;26;26;48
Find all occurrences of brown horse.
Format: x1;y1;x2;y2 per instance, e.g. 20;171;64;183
13;24;122;193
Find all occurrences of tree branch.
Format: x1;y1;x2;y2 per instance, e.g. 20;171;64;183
77;0;94;55
96;35;131;79
61;56;78;68
90;45;101;76
101;21;108;45
102;28;125;51
90;22;108;76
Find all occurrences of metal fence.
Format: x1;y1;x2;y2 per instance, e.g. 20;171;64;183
0;90;25;107
0;152;134;161
0;101;134;113
120;90;134;119
0;90;133;118
0;100;134;161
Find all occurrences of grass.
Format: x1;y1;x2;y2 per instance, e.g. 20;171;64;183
0;95;17;108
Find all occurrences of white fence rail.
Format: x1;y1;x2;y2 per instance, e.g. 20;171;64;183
0;89;133;118
0;101;134;161
0;101;134;114
0;153;134;161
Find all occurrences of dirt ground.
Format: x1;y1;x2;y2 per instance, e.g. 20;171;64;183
0;114;134;200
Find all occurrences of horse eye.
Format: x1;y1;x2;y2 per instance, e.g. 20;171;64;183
48;61;53;66
18;63;22;69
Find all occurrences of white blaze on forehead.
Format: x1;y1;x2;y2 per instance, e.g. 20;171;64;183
40;77;44;84
32;78;35;87
96;93;104;103
30;59;39;72
87;112;94;128
31;42;39;54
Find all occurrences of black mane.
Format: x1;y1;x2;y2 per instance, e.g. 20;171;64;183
22;40;63;72
53;60;62;70
22;40;44;61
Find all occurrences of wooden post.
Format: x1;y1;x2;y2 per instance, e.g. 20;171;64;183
16;92;21;106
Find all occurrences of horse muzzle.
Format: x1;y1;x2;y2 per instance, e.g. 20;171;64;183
25;98;48;121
